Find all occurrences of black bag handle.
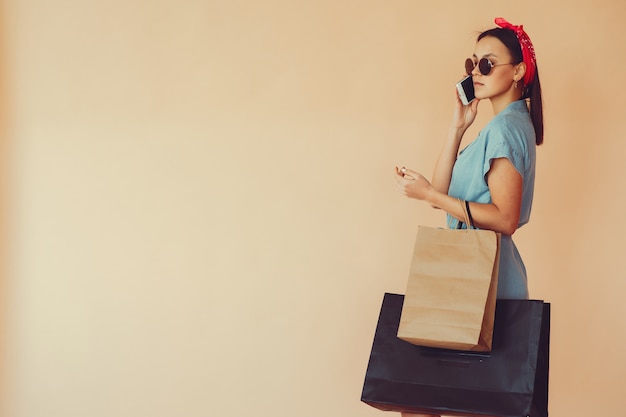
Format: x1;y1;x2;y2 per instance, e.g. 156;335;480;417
456;199;475;230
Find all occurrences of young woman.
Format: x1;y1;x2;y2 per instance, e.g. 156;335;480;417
394;17;543;417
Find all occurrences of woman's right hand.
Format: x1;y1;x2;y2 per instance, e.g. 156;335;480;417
451;87;480;131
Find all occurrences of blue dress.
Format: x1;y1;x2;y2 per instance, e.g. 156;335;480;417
446;100;536;299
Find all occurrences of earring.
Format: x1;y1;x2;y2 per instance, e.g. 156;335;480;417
514;79;518;89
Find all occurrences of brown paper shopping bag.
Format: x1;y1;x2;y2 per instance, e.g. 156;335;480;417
397;210;500;351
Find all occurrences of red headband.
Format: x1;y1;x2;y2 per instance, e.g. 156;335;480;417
494;17;536;87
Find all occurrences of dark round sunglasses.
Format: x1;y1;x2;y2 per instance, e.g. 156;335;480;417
465;58;514;76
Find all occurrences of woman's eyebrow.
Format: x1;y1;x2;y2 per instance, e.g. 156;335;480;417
473;53;498;59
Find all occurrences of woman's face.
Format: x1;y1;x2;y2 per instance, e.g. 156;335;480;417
470;36;519;101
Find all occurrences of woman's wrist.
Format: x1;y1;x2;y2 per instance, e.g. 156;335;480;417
425;187;446;209
448;125;466;140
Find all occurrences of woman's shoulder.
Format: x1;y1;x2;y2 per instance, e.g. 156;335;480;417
480;101;536;172
484;101;534;143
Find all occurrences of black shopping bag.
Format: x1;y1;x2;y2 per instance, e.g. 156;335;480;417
361;293;550;417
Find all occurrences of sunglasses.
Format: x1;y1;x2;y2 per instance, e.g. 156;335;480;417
465;58;514;76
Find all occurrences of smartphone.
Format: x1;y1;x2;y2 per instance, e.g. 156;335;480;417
456;75;475;106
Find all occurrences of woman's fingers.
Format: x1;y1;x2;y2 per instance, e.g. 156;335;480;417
395;166;422;198
396;166;416;180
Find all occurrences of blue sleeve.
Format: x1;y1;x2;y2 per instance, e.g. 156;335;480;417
482;117;527;182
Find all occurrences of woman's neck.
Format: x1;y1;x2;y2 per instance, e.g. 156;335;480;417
490;88;523;114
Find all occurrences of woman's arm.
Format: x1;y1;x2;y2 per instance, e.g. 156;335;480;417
431;95;481;193
430;127;464;194
472;157;522;235
396;157;522;236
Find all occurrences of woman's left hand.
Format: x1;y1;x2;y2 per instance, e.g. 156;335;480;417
394;166;433;201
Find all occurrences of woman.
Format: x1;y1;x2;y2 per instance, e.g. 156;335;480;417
394;17;543;417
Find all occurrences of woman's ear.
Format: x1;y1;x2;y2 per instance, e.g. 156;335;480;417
514;62;527;83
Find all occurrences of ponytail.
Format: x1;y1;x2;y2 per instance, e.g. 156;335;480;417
527;69;544;145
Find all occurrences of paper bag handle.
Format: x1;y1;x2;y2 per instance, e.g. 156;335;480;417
456;198;474;230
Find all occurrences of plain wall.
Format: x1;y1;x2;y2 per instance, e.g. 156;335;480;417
2;1;626;416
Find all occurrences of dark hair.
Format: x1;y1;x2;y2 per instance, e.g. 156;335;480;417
478;28;544;145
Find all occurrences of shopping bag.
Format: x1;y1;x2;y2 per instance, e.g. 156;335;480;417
397;223;500;351
362;293;550;417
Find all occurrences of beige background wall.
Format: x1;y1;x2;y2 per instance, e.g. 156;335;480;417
2;1;625;416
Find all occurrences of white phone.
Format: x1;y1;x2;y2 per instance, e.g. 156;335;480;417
456;75;475;106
